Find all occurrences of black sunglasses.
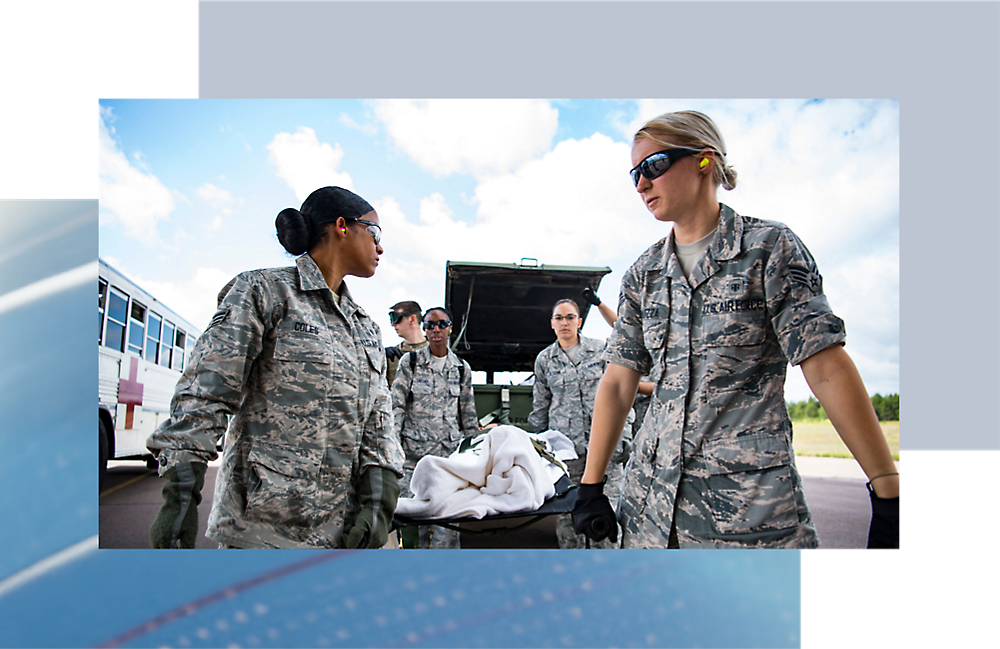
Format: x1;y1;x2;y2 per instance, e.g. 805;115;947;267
388;310;414;325
630;148;703;187
422;320;452;330
343;217;381;245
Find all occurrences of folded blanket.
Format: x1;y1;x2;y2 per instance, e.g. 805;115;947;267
394;426;573;520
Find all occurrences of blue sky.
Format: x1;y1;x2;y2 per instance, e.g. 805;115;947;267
98;98;899;402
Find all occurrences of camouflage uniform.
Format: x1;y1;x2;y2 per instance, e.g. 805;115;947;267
529;337;632;549
606;204;846;548
386;338;428;386
146;254;403;549
391;345;478;548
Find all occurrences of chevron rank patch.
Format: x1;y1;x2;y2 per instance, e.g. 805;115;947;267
208;308;230;329
788;264;822;293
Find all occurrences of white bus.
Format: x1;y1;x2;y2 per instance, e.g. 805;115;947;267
98;259;202;490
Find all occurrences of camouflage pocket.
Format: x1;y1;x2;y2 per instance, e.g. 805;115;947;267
641;302;669;349
245;441;324;525
702;311;766;347
702;434;798;535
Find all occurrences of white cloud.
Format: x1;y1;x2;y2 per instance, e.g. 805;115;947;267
196;182;241;230
266;127;354;203
98;107;175;246
196;183;234;207
372;99;559;178
338;112;379;136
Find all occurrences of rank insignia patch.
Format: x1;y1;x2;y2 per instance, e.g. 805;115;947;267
209;308;230;329
788;264;823;293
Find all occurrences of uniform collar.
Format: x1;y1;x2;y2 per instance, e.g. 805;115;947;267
547;336;599;358
706;203;743;262
296;253;363;320
638;204;744;278
418;344;461;366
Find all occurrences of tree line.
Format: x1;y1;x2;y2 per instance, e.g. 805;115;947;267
786;393;898;422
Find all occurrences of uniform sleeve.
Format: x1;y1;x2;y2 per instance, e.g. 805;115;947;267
146;272;269;472
604;264;654;375
390;351;414;441
358;338;404;479
764;227;847;366
458;360;480;438
527;354;551;433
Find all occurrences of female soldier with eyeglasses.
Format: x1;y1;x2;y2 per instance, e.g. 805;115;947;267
572;111;899;549
146;186;404;550
391;306;479;548
529;298;632;549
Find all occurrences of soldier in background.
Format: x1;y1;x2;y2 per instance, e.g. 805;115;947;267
573;111;899;549
391;307;479;548
385;300;428;386
146;186;403;550
529;298;633;549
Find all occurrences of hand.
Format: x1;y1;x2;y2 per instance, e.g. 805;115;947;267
571;480;618;543
344;467;400;549
149;461;207;549
581;287;601;306
385;346;403;362
866;490;899;549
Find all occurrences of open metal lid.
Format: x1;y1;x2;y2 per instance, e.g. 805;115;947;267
445;259;612;373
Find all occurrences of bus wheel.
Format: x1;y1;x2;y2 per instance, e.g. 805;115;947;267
99;418;109;493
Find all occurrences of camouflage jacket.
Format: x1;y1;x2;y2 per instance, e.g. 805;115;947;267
391;345;479;467
146;254;403;549
528;336;632;457
606;204;846;549
386;338;428;386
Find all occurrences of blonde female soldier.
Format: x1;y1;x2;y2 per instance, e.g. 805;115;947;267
147;186;403;550
572;111;899;549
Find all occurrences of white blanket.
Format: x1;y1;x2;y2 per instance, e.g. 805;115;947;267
394;426;574;520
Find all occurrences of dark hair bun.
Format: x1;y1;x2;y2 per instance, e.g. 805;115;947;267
275;207;312;255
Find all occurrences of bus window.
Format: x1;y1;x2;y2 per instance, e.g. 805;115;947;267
174;330;186;370
98;278;108;344
104;287;129;353
128;301;146;356
160;321;175;368
146;313;162;363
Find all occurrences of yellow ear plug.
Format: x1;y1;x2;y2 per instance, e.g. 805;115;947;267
699;158;710;168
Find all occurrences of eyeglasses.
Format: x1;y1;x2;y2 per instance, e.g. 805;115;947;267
344;218;381;245
388;310;409;325
551;314;579;322
423;320;452;330
629;148;702;187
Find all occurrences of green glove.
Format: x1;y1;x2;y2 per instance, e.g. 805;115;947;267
149;461;207;549
344;467;400;549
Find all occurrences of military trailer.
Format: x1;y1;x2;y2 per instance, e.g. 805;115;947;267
444;259;612;431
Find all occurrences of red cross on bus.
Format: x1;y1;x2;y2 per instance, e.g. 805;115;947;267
118;356;145;429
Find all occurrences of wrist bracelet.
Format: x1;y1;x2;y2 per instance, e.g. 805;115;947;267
865;471;899;495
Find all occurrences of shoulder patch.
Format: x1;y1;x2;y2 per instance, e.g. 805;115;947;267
208;308;230;329
788;264;823;293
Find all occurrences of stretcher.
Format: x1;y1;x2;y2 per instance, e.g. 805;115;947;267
392;474;577;547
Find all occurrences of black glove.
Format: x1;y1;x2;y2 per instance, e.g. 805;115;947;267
581;287;601;306
866;489;899;549
385;346;403;362
344;466;400;549
572;479;618;543
149;461;207;549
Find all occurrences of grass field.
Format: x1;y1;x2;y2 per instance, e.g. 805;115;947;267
791;420;899;461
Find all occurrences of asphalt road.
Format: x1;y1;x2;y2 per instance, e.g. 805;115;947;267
100;458;871;549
